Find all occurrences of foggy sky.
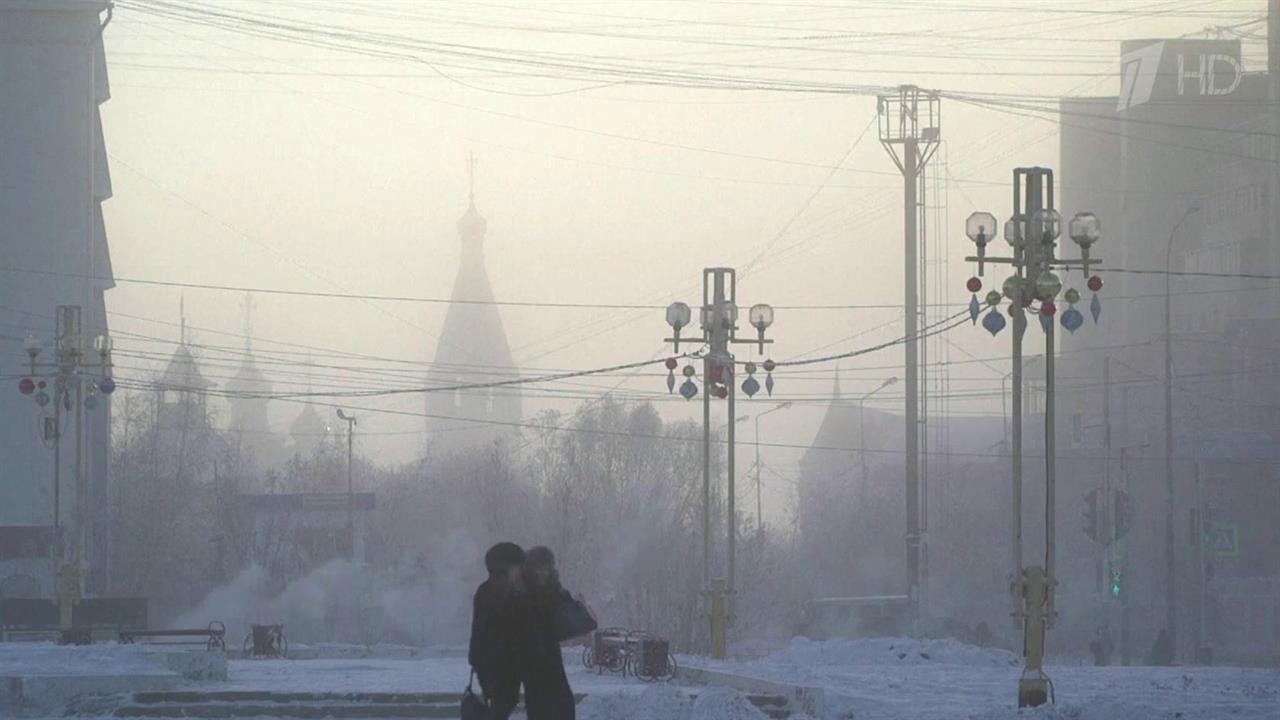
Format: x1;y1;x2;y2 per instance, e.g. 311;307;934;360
98;1;1267;514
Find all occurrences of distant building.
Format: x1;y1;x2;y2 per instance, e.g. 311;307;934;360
225;298;281;470
0;0;114;596
288;402;330;458
1058;36;1279;664
424;162;522;449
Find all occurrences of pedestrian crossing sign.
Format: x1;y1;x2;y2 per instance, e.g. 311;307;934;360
1204;524;1240;557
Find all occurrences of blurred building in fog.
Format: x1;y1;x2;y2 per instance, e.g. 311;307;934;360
1058;35;1280;664
423;173;522;450
0;0;114;597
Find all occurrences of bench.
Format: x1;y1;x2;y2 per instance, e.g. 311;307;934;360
120;621;226;651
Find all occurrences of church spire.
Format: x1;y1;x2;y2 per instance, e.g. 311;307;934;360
457;152;487;242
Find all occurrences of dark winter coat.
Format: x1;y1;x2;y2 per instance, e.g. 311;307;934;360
469;578;523;714
520;583;576;720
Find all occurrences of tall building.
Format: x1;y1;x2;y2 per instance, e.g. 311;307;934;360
0;0;114;595
424;161;522;449
1058;34;1279;664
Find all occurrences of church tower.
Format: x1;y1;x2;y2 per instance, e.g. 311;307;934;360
425;156;522;448
226;294;278;468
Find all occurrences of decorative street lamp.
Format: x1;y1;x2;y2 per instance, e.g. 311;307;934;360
961;167;1105;710
662;267;776;660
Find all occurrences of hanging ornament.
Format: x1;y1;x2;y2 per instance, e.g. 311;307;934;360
763;359;776;396
1090;293;1102;323
683;364;696;378
982;308;1006;336
1060;288;1084;333
1087;275;1103;292
966;277;982;324
680;379;698;400
742;362;760;398
35;390;50;408
985;290;1002;307
1061;307;1084;333
665;358;678;393
1040;300;1056;316
1038;311;1051;333
99;377;115;395
715;386;728;399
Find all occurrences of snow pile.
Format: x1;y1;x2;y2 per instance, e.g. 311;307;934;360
578;687;765;720
967;701;1175;720
745;636;1019;670
688;689;769;720
0;642;161;677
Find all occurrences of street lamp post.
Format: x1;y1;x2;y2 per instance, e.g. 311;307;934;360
962;167;1104;708
751;402;791;539
337;409;357;561
1162;203;1199;659
664;267;775;659
857;377;898;483
17;306;115;639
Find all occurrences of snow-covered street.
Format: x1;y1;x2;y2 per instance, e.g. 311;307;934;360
5;638;1277;720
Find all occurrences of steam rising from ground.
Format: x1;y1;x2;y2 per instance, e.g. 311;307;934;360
174;556;478;648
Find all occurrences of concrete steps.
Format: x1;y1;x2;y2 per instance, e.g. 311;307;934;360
70;689;792;719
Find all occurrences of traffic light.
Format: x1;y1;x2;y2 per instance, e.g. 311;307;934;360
1113;489;1133;541
1083;488;1100;541
1110;569;1123;598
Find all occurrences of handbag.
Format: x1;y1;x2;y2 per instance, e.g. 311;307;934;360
554;596;599;642
461;671;488;720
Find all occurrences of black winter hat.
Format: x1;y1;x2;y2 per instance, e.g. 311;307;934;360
484;542;525;575
525;545;555;568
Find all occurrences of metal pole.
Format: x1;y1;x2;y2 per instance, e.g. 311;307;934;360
1043;174;1056;619
1120;447;1132;666
859;399;868;483
755;415;762;540
904;136;921;622
727;374;737;625
347;418;354;560
1164;207;1195;658
703;356;711;588
74;376;85;593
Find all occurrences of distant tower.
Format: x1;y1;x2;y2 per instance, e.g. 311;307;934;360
425;155;522;448
159;302;213;412
289;355;329;458
226;294;276;467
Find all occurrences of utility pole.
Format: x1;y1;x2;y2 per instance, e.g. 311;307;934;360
1164;204;1199;660
337;409;357;561
962;168;1104;708
665;269;775;658
878;86;940;626
17;306;115;641
752;402;791;542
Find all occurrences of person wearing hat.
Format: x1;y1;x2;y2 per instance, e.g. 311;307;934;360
469;542;526;720
521;546;588;720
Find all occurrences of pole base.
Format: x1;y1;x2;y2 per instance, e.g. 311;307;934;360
1017;670;1052;708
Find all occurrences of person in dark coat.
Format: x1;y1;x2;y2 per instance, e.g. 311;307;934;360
469;542;526;720
521;546;577;720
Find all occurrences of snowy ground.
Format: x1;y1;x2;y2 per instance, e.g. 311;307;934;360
686;637;1280;720
5;639;1278;719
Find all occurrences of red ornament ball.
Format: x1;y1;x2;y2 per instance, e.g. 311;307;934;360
18;378;35;395
966;277;982;293
715;386;728;399
665;357;678;370
1087;275;1103;292
1041;300;1057;316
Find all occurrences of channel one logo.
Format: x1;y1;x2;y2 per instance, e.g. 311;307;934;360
1117;40;1244;111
